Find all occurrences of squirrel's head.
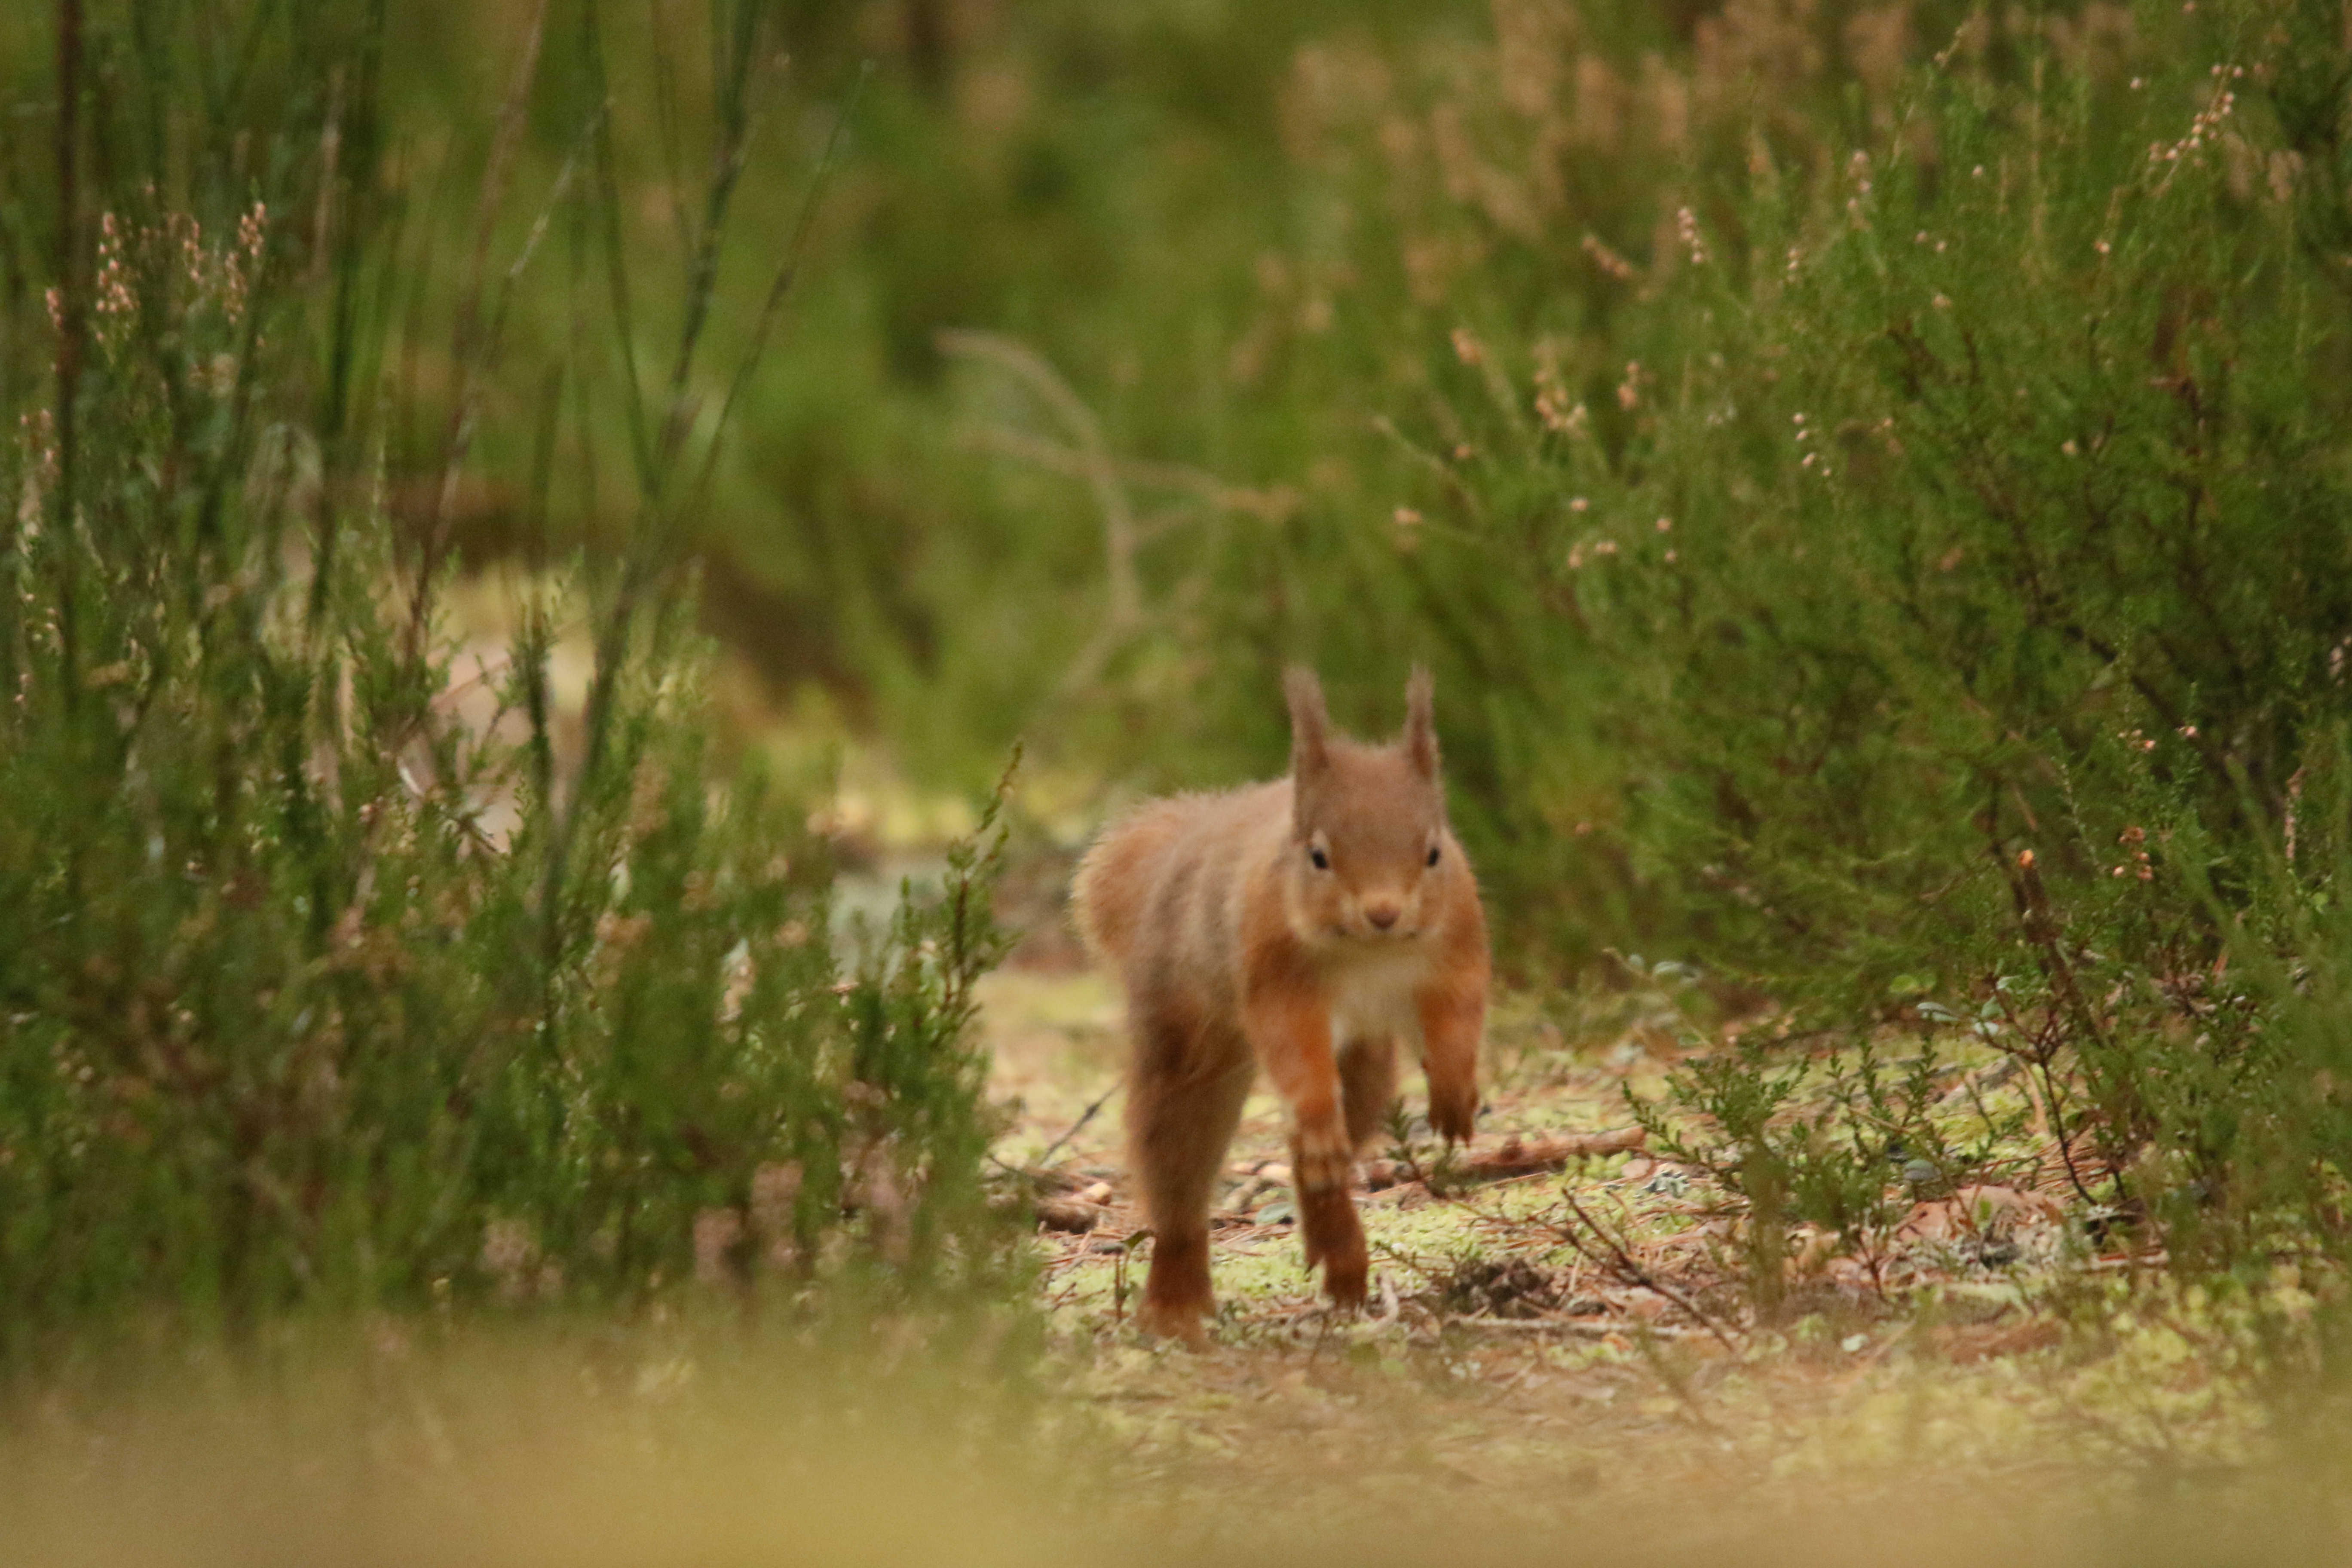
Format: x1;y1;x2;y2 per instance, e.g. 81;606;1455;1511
1282;666;1461;947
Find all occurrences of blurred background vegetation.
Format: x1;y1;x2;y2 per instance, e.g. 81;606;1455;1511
14;0;2338;929
7;0;2352;1471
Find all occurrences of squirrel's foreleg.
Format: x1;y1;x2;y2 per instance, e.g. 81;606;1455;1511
1245;982;1370;1310
1418;976;1485;1145
1246;985;1351;1192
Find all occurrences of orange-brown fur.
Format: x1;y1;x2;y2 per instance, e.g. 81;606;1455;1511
1070;669;1489;1343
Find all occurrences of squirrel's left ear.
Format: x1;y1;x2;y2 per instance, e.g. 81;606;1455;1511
1403;666;1438;780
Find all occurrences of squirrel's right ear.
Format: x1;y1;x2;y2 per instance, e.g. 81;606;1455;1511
1285;666;1330;778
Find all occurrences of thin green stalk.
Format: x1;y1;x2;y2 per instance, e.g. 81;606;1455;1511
686;59;869;519
652;0;771;480
579;0;655;496
408;0;551;654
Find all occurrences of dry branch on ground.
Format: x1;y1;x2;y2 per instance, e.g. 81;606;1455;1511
1365;1126;1647;1188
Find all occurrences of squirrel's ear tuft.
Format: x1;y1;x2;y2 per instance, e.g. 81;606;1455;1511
1403;666;1438;780
1286;666;1330;780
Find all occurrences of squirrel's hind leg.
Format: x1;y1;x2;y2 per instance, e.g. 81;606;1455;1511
1126;1007;1253;1346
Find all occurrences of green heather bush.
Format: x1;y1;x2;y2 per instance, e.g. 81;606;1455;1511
887;0;2347;1292
0;0;1015;1356
1344;0;2352;1280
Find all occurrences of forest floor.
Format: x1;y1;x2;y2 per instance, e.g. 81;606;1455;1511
975;954;2300;1546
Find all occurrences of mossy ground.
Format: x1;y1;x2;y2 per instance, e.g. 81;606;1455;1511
981;960;2300;1525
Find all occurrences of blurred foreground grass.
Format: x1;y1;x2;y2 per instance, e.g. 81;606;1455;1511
0;929;2347;1563
6;1308;2350;1567
11;961;2347;1565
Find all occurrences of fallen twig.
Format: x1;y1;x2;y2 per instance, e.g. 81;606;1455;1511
1442;1316;1701;1340
1035;1080;1121;1171
1364;1127;1646;1189
1554;1190;1743;1354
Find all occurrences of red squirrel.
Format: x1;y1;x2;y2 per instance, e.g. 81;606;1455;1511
1071;668;1488;1343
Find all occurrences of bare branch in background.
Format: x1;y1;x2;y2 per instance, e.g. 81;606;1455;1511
940;328;1295;695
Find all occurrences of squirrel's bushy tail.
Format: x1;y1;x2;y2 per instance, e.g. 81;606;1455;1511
1069;810;1153;969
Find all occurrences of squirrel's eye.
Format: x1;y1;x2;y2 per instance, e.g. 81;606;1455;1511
1426;844;1442;867
1309;846;1330;871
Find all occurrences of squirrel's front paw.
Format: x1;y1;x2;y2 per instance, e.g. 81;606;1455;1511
1427;1075;1480;1145
1290;1117;1356;1194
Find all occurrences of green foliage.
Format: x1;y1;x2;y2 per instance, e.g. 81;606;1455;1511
892;0;2345;1302
0;0;1017;1357
1630;1029;2026;1313
11;0;2352;1352
1381;0;2352;1286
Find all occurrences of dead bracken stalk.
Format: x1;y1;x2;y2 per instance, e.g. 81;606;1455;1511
941;330;1146;689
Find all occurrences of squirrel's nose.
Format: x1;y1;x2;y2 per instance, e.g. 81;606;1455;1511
1365;901;1400;931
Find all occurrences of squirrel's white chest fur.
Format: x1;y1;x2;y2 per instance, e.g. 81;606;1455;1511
1324;946;1432;1053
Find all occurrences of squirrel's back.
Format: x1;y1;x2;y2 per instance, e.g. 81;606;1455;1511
1070;780;1288;982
